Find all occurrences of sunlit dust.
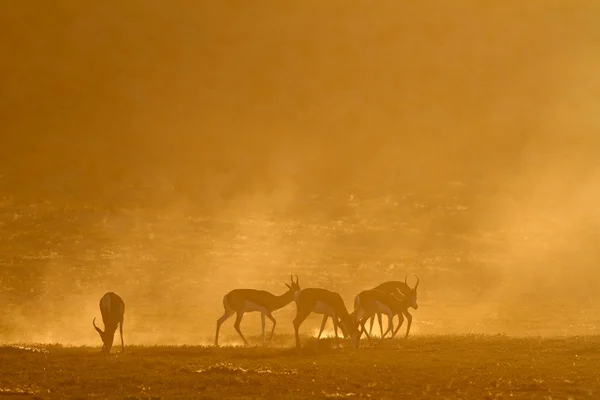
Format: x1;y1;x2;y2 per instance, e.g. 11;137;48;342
1;1;600;398
310;329;338;339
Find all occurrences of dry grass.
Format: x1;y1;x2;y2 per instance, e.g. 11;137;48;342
1;335;599;399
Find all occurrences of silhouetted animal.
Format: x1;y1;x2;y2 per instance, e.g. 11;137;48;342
354;284;418;341
363;276;420;338
215;275;301;346
93;292;125;354
293;288;359;349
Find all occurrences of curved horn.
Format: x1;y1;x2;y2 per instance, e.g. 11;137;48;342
93;317;103;335
290;274;293;283
404;275;408;286
414;275;420;290
294;274;299;284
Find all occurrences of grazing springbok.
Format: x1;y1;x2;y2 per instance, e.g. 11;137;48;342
93;292;125;354
293;288;359;349
366;275;420;337
353;285;418;342
214;275;301;346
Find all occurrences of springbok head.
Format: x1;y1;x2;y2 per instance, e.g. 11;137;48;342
285;274;301;294
403;275;420;310
341;313;361;348
93;317;115;354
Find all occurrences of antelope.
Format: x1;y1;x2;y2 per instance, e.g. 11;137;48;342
354;289;416;342
293;288;360;349
214;275;300;346
93;292;125;354
366;275;420;338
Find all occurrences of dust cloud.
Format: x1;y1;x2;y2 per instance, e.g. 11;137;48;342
1;1;600;345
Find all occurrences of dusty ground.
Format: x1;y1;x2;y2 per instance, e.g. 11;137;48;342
1;334;599;399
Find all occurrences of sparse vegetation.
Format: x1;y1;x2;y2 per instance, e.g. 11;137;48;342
1;335;599;399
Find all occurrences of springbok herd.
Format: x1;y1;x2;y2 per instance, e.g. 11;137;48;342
93;275;420;353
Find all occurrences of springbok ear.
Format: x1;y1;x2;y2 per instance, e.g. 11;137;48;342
285;283;292;290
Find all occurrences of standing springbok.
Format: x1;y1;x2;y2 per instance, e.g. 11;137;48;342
353;285;418;342
93;292;125;354
293;288;360;349
366;275;420;337
214;275;300;346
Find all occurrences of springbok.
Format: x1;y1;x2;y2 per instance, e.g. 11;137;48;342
93;292;125;354
366;275;420;337
214;275;301;346
293;288;359;349
354;285;418;342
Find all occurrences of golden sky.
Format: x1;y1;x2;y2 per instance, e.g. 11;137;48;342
1;1;599;198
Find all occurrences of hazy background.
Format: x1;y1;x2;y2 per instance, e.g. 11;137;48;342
1;0;600;345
